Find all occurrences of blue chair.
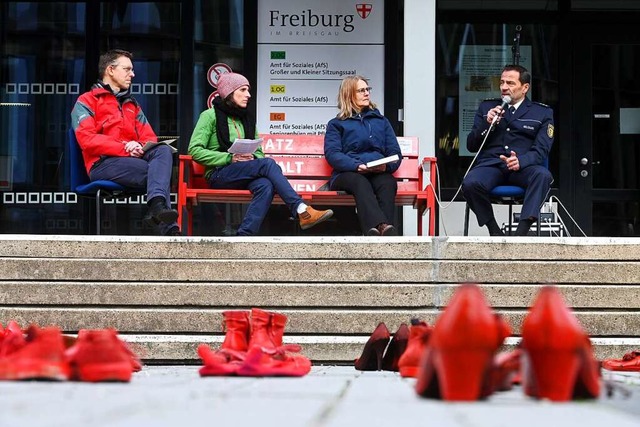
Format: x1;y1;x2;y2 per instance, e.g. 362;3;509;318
68;128;143;234
463;158;549;236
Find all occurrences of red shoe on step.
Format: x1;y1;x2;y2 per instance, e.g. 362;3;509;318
65;329;135;382
398;319;432;378
415;284;509;401
602;350;640;372
520;285;600;401
354;323;391;371
0;325;70;381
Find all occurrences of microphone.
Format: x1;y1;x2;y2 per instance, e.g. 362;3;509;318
491;95;512;125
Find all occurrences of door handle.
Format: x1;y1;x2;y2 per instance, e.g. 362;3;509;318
581;158;601;166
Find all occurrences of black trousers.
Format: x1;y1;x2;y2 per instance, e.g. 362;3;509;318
330;171;397;233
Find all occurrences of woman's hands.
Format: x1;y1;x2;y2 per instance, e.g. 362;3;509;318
232;153;254;163
357;164;386;174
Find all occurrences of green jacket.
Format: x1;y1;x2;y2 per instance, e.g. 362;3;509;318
188;108;264;179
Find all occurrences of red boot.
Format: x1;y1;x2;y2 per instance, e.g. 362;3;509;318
398;320;432;378
415;284;507;401
269;312;288;347
521;286;600;401
248;308;276;349
221;311;250;351
381;323;410;372
0;325;70;381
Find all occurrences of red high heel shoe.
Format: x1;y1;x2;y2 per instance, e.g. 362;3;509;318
602;350;640;372
415;284;509;401
381;323;409;371
398;319;432;378
521;285;600;401
354;323;390;371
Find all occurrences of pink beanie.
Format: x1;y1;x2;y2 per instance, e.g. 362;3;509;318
217;72;250;99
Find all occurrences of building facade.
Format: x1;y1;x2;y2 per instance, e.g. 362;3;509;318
1;0;639;236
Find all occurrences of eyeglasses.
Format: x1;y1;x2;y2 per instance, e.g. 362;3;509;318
111;64;134;75
355;87;372;94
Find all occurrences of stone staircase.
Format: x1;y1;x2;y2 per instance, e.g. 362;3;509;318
1;235;639;364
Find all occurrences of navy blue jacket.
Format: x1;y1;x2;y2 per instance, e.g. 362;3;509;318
467;97;554;169
324;108;402;185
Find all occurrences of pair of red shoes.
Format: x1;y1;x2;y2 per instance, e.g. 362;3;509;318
197;308;311;377
0;322;141;382
354;323;409;372
413;284;601;402
602;350;640;372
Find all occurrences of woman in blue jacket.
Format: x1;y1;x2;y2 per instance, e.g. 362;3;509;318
324;75;402;236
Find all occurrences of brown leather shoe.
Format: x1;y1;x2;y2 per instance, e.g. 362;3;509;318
299;206;333;230
378;223;397;236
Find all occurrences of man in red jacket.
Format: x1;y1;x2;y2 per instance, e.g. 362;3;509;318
71;49;179;235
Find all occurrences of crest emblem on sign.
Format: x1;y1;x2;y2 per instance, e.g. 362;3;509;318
356;4;373;19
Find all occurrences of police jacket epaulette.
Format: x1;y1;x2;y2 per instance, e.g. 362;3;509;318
532;101;551;108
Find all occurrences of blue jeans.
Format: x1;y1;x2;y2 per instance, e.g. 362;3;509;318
89;144;177;234
208;158;303;235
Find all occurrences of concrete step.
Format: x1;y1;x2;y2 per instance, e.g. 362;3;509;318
1;282;638;308
1;235;639;363
2;258;640;283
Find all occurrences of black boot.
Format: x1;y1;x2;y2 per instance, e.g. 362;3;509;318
144;196;178;226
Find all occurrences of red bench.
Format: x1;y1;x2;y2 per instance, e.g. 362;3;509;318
177;134;437;236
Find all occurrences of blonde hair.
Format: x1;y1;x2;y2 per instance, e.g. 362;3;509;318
336;75;377;120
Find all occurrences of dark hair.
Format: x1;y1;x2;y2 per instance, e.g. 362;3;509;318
98;49;133;79
502;64;531;85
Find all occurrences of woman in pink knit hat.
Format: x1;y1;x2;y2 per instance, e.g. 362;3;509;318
188;72;333;235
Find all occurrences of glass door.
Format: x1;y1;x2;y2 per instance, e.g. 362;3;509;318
572;25;640;236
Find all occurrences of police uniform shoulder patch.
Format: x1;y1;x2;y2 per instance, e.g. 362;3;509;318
533;101;551;108
547;124;554;138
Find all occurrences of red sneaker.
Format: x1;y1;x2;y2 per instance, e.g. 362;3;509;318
0;325;70;381
65;329;134;382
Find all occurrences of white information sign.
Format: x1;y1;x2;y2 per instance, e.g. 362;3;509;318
459;45;531;156
257;0;385;135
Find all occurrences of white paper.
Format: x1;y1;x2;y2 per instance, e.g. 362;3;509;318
366;154;399;168
228;138;263;154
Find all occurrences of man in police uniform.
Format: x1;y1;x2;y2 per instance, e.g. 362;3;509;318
463;64;553;236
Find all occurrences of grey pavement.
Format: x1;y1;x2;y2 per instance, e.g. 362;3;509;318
0;366;638;427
